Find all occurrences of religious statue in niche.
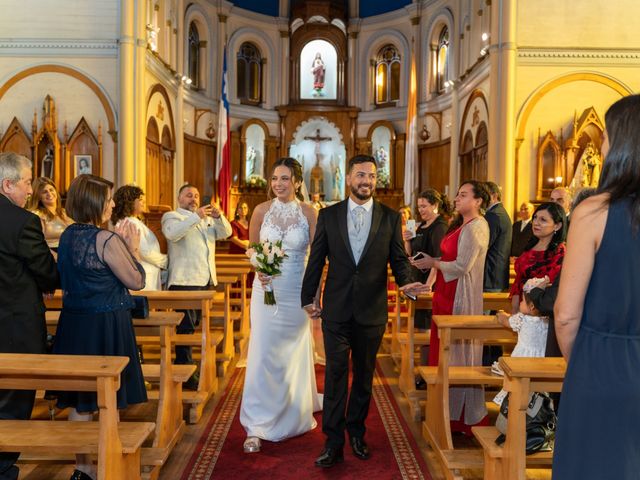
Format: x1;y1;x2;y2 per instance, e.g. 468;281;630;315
41;146;54;179
375;146;390;187
311;53;326;97
331;160;342;201
569;142;602;193
246;146;256;177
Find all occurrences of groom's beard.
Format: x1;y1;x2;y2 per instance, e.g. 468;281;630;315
350;183;374;201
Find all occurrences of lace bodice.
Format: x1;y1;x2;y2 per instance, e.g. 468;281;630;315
260;199;309;259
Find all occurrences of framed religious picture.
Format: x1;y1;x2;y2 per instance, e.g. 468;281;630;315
75;154;92;176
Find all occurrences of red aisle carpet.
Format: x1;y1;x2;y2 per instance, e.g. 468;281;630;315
180;364;431;480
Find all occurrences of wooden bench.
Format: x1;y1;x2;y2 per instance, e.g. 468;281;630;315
141;290;224;424
472;357;565;480
215;263;253;358
45;311;193;479
417;314;516;480
0;353;154;480
397;293;511;421
45;289;222;425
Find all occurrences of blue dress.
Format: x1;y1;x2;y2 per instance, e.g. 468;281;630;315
53;223;147;412
553;199;640;479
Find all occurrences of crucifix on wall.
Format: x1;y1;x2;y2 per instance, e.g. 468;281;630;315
304;128;332;197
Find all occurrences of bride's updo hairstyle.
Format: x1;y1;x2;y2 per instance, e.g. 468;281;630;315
268;157;305;201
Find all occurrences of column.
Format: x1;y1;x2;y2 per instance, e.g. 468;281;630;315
119;0;135;185
488;0;517;213
448;84;459;194
279;27;290;106
135;0;148;187
347;27;359;106
173;0;185;196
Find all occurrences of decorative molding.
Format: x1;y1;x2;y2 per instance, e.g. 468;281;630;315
229;103;279;123
518;48;640;64
0;39;117;57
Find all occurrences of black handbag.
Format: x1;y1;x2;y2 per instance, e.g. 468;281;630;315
495;391;557;454
131;295;149;319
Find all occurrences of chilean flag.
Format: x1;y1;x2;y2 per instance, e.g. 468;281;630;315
216;45;231;215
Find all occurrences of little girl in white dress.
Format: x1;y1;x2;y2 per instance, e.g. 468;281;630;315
492;277;549;405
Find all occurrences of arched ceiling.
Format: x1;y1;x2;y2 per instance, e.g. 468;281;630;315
229;0;411;18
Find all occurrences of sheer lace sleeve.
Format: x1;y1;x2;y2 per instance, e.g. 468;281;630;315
96;230;146;290
508;312;524;332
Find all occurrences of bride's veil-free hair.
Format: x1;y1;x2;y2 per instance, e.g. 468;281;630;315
268;157;305;202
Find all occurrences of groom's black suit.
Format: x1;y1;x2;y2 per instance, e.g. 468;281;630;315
301;199;412;449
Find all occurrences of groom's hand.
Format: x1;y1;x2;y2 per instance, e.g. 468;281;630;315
400;282;431;296
304;303;322;319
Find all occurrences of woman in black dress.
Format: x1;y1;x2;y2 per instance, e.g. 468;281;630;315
553;94;640;479
53;174;147;480
402;189;451;381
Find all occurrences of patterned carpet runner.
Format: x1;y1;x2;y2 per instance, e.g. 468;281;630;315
180;364;431;479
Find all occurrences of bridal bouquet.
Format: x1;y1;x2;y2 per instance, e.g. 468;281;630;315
247;240;287;305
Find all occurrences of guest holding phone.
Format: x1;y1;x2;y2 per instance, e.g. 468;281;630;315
402;189;451;386
410;180;490;434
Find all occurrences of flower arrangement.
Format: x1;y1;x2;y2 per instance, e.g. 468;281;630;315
247;240;287;305
248;175;267;188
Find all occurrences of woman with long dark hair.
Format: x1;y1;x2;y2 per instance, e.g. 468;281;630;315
553;94;640;479
28;177;73;251
509;202;567;313
410;180;490;434
240;158;322;453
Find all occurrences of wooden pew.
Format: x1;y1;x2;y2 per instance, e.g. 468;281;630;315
47;290;222;424
417;315;516;480
215;264;252;357
472;357;565;480
45;311;192;480
396;292;511;421
0;353;154;480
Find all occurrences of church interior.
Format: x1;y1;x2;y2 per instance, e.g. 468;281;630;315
1;0;639;478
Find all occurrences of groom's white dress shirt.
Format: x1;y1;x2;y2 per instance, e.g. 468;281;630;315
161;207;232;288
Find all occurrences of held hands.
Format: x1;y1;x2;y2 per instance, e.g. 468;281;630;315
402;229;414;242
399;282;432;297
115;219;141;255
304;302;322;319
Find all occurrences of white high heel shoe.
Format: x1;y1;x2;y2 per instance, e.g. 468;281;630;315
243;436;261;453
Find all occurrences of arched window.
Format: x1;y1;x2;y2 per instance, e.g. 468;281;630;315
375;44;400;106
188;22;200;88
237;42;262;105
436;26;449;93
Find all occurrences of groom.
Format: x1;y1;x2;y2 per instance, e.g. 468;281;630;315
301;155;423;468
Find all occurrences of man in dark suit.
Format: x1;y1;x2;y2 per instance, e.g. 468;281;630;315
0;152;58;480
510;202;534;258
483;182;512;291
301;155;423;468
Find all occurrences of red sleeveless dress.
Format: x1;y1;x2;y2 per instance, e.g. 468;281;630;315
428;222;489;434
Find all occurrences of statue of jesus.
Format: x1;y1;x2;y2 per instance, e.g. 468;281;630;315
311;53;325;96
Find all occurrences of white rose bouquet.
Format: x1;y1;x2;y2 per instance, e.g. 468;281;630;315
247;240;287;305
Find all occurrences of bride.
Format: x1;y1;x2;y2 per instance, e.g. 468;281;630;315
240;157;323;453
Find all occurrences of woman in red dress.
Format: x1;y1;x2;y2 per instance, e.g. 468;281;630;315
230;201;250;254
411;180;490;434
509;202;566;313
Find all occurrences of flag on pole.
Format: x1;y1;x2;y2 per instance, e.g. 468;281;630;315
216;45;231;215
404;44;418;206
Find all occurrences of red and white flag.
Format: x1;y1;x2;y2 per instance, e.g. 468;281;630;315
216;45;231;214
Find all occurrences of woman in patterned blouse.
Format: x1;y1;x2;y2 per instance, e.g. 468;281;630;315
509;202;567;313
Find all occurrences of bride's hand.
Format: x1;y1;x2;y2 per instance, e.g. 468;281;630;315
257;272;272;286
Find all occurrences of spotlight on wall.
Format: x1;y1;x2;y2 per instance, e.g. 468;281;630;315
443;80;455;88
480;47;488;56
481;32;489;41
185;78;193;85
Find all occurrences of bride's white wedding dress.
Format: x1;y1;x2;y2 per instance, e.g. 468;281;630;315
240;198;322;441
